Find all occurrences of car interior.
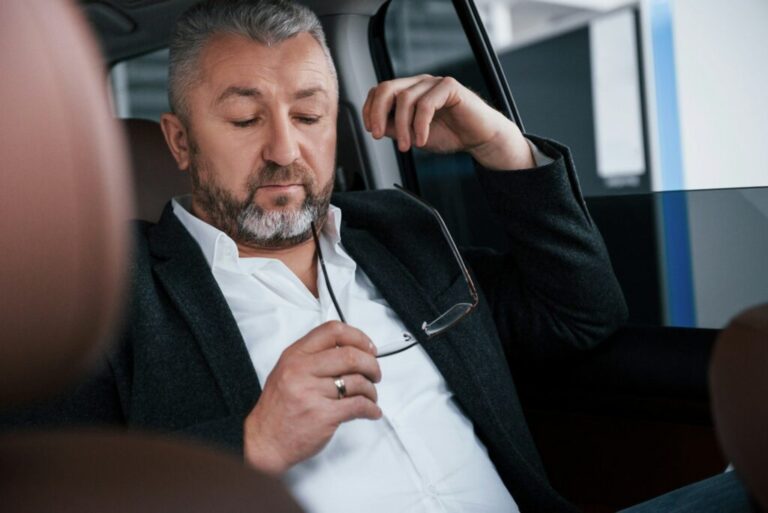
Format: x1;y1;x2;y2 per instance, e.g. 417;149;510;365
1;0;767;511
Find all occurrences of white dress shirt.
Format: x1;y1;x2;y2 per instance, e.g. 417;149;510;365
172;197;519;513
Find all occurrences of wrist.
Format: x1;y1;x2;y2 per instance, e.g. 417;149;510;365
243;421;288;476
468;123;534;171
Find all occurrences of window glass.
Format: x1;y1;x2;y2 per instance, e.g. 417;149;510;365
110;49;170;121
386;1;649;200
386;1;475;80
383;0;768;329
476;0;768;194
384;0;505;251
490;5;650;197
479;0;768;328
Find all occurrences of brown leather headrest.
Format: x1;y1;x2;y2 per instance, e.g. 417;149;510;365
710;303;768;509
0;0;132;407
0;430;304;513
123;118;191;222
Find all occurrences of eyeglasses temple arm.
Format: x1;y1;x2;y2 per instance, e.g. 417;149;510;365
311;221;347;323
393;184;479;305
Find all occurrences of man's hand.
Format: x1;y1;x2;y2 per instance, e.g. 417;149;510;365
243;321;382;475
362;74;535;170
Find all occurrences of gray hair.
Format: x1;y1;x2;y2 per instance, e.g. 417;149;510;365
168;0;337;122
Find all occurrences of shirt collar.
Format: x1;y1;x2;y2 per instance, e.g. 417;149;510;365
171;195;349;272
171;196;230;269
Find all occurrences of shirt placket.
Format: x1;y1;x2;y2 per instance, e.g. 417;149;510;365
377;354;452;513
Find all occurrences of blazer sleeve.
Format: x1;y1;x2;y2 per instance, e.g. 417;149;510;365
171;415;245;455
463;135;628;362
0;355;125;430
0;348;247;456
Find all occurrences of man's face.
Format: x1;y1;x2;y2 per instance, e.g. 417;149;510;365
175;33;338;248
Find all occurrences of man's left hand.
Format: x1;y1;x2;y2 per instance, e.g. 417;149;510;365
362;75;535;170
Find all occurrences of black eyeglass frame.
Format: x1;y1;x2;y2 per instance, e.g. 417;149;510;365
311;184;479;358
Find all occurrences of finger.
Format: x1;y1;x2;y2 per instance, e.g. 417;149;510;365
412;77;454;147
297;320;376;356
312;345;382;383
362;87;376;132
322;374;378;403
369;82;396;139
394;78;439;151
330;395;383;424
368;76;426;139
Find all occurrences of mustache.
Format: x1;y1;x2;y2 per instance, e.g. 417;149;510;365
242;162;316;209
247;162;314;190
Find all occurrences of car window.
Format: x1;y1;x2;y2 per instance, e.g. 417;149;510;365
500;7;648;197
381;0;507;252
493;1;768;328
384;2;648;198
380;0;768;329
110;49;170;121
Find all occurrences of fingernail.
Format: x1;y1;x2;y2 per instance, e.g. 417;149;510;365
369;341;377;356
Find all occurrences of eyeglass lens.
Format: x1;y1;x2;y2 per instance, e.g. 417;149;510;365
422;302;475;338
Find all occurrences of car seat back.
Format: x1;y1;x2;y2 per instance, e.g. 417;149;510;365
0;1;302;511
710;303;768;511
0;0;131;407
123;118;191;222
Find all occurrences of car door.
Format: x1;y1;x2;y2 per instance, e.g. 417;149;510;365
366;1;752;511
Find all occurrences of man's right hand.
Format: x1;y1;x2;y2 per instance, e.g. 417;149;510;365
243;321;382;475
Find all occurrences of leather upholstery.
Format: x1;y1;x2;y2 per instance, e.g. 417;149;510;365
0;1;302;511
123;118;191;222
710;303;768;510
0;431;302;513
0;0;131;407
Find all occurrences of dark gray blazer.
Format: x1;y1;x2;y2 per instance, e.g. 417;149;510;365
4;137;626;513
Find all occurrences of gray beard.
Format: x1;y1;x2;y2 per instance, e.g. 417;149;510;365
188;145;333;249
236;199;321;247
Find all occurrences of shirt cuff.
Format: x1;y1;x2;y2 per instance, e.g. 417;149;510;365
527;138;554;167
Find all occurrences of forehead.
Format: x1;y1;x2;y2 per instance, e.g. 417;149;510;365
197;32;334;100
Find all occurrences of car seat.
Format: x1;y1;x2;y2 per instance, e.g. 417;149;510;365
0;1;302;511
710;303;768;511
123;117;191;222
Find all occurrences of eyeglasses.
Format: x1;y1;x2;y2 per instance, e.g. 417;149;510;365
310;184;479;358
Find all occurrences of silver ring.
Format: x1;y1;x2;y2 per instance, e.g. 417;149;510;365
333;377;347;399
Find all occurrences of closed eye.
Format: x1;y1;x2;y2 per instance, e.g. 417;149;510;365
232;118;258;128
296;116;320;125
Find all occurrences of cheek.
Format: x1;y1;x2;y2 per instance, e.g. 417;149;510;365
306;131;337;182
198;131;262;191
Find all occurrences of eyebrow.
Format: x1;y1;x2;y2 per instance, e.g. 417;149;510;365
215;85;328;104
293;86;328;100
216;86;261;104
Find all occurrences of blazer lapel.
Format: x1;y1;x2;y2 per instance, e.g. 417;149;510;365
340;222;549;485
339;224;497;415
148;204;261;415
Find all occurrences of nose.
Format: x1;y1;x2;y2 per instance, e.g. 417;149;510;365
262;115;300;167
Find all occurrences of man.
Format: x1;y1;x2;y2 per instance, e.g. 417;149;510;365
2;0;750;512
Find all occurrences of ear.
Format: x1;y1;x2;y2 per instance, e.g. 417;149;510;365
160;112;191;171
